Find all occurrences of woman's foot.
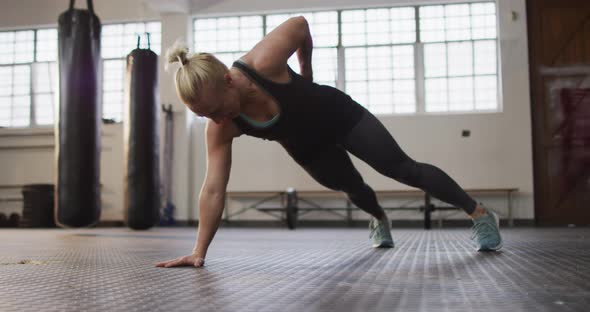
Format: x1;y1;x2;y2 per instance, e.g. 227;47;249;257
470;205;503;251
369;216;394;248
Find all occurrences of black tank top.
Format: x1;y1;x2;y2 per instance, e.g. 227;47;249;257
231;60;365;150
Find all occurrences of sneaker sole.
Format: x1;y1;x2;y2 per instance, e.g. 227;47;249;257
477;211;503;252
372;241;394;248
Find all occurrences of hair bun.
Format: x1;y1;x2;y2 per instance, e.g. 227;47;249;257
165;40;189;67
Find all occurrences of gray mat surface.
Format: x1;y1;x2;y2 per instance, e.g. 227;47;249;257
1;227;589;312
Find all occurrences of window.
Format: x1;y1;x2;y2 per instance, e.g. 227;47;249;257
266;12;338;87
0;29;58;128
193;1;499;115
0;21;162;128
194;16;264;69
101;21;161;122
421;2;497;112
342;7;416;113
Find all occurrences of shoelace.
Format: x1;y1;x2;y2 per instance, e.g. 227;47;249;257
470;218;496;241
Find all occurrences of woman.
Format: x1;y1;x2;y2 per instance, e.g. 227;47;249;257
155;16;502;269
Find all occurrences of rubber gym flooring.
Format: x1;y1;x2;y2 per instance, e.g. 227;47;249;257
1;227;588;312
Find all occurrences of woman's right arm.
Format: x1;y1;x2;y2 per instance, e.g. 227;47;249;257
191;120;237;259
156;119;240;268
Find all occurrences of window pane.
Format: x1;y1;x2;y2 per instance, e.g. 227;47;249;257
0;66;13;96
421;3;496;43
391;7;416;44
215;52;242;68
0;41;15;64
445;4;471;41
425;78;448;112
103;91;123;121
102;22;162;58
0;32;16;64
344;7;415;47
33;62;58;125
369;80;393;112
448;42;473;76
13;95;31;126
14;31;34;63
195;16;263;53
0;32;15;43
100;21;161;122
36;29;58;62
266;12;337;47
368;47;393;81
13;65;31;95
309;11;338;47
33;63;52;93
421;2;498;113
475;75;497;109
419;5;445;42
0;97;10;127
471;2;497;39
345;48;367;82
34;94;54;125
393;80;416;113
392;45;414;79
347;81;368;107
0;96;10;111
103;60;125;122
424;43;447;77
311;48;337;86
448;77;474;111
366;9;391;45
342;10;367;46
345;44;415;114
474;40;496;75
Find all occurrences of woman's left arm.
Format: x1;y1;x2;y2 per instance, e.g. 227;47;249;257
297;23;313;81
243;16;313;81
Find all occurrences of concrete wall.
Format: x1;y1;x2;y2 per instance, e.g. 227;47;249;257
0;0;533;224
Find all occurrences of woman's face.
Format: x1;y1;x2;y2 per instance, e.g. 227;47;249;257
190;82;240;125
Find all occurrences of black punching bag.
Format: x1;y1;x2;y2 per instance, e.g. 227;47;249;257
124;35;160;230
56;0;101;228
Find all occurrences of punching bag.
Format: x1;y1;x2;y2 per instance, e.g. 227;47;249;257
56;0;101;228
124;35;161;230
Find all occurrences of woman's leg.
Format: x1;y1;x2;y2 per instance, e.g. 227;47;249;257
284;144;386;220
287;144;394;247
342;109;478;215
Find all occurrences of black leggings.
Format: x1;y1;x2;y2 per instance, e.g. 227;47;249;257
290;109;478;217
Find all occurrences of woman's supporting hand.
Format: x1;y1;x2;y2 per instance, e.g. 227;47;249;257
155;254;205;268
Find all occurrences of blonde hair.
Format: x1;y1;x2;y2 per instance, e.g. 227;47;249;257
165;41;228;106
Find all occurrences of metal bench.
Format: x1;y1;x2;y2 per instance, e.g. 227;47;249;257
224;188;518;229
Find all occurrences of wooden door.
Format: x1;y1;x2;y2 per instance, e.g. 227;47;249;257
527;0;590;225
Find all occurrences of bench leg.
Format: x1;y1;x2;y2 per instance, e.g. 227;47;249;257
346;200;353;227
425;193;431;230
508;191;514;227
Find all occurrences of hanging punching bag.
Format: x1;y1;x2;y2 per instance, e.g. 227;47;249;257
56;0;102;228
124;34;161;230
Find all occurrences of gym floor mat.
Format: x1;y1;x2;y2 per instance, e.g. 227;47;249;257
1;227;588;312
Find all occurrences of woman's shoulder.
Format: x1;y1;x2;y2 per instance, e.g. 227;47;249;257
206;119;242;144
237;53;291;84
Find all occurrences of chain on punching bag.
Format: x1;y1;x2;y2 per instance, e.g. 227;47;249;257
124;34;161;230
56;0;102;228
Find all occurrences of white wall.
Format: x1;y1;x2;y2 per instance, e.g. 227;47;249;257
0;0;534;224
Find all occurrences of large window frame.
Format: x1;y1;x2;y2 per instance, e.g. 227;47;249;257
192;1;500;116
0;21;162;129
101;20;162;123
0;28;58;128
